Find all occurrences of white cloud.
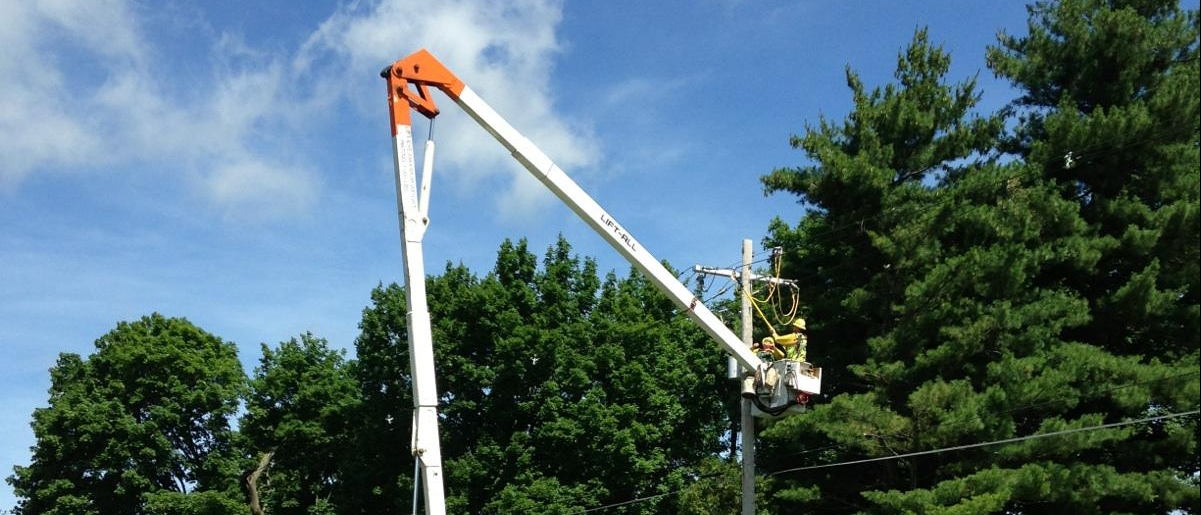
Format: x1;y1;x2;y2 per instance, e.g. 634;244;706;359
0;2;102;185
202;159;319;219
36;0;149;64
300;0;600;218
0;0;319;219
0;0;596;221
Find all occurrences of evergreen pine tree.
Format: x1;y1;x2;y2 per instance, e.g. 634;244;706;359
757;7;1199;512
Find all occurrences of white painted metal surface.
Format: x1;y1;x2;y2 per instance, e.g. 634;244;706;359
389;124;446;515
449;86;766;372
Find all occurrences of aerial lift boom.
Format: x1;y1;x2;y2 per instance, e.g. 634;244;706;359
381;49;820;515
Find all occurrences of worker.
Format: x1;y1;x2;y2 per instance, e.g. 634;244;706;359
755;318;808;362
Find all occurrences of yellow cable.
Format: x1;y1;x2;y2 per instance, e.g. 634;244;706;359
745;290;781;338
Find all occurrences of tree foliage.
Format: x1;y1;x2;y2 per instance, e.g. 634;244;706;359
240;334;359;515
352;237;730;514
988;0;1201;362
8;314;246;515
760;3;1199;514
674;457;774;515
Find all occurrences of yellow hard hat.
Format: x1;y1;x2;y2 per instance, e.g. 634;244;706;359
791;318;807;331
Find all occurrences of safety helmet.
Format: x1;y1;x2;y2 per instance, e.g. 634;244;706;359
790;318;807;331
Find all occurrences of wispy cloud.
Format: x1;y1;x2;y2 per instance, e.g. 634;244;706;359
0;0;603;346
299;0;599;221
0;1;320;219
0;2;104;185
2;0;597;223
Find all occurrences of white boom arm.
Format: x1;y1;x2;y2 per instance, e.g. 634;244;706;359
456;93;767;370
381;49;818;515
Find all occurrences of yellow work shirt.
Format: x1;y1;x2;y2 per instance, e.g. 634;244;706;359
760;331;807;361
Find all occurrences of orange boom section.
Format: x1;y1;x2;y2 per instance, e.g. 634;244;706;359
381;49;466;133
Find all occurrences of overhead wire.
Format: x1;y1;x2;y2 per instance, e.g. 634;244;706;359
570;491;672;514
767;369;1201;462
769;179;1071;299
692;247;804;332
567;407;1200;513
689;254;781;307
1039;111;1199;174
767;408;1200;476
745;250;782;305
565;472;723;515
761;247;802;326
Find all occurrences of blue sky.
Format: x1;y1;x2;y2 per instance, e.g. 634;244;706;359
0;0;1035;507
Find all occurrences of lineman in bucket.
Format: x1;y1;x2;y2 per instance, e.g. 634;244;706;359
744;317;815;406
753;318;808;362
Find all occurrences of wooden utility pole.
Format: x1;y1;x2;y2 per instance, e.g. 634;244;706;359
695;240;802;514
694;239;760;515
739;239;755;515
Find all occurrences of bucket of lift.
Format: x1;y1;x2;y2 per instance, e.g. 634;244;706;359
741;360;822;418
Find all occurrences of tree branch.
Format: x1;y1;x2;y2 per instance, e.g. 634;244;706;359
245;450;275;515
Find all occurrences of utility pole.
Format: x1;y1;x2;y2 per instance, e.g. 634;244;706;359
694;240;796;515
738;239;755;515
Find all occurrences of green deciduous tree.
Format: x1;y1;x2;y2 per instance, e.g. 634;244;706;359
337;283;417;515
352;237;730;514
674;457;773;515
8;314;246;515
240;333;360;515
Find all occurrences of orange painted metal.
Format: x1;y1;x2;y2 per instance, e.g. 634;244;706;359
382;49;465;135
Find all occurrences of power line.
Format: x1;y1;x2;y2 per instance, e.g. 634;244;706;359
568;408;1199;513
566;473;722;515
767;370;1200;463
767;408;1200;476
570;491;673;514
